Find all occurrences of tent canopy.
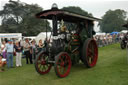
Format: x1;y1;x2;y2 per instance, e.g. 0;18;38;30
0;33;22;38
110;32;119;35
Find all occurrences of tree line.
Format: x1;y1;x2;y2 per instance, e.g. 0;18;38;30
0;0;127;36
99;9;128;33
0;0;51;36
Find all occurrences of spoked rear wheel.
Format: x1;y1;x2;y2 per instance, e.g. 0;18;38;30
35;52;52;75
54;52;72;78
82;38;98;68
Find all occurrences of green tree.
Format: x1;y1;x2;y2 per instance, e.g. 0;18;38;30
19;4;51;36
0;0;23;32
0;0;51;36
99;9;127;33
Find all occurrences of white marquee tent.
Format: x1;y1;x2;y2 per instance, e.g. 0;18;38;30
35;32;51;44
0;33;22;44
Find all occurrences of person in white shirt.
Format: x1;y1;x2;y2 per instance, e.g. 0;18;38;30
23;39;33;64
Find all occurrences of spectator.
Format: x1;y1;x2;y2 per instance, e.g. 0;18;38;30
1;41;6;58
38;39;43;48
14;41;22;67
6;40;14;68
23;39;33;64
30;40;37;60
0;55;6;72
37;39;43;53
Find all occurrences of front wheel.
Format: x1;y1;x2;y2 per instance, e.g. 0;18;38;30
54;52;72;78
35;52;52;75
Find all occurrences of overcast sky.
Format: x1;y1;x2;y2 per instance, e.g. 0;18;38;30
0;0;128;32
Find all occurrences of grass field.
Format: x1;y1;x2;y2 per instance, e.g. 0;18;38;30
0;43;128;85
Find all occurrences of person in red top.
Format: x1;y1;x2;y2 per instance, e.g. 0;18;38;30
0;55;6;72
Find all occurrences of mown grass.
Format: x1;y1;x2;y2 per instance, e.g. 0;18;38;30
0;43;128;85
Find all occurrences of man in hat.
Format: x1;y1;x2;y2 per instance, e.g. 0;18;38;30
5;40;14;68
23;38;33;64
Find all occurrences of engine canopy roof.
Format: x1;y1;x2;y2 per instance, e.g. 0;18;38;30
36;8;101;23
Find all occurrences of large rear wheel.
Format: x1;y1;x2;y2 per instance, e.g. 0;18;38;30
82;38;98;68
54;52;72;78
35;52;52;75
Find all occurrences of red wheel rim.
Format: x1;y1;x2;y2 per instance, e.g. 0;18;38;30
56;53;71;77
36;53;52;74
86;40;98;67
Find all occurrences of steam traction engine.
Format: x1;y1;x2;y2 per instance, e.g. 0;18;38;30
120;23;128;49
34;4;100;78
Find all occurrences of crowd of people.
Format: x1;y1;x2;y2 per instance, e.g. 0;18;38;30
0;33;126;72
0;38;44;72
94;33;125;47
